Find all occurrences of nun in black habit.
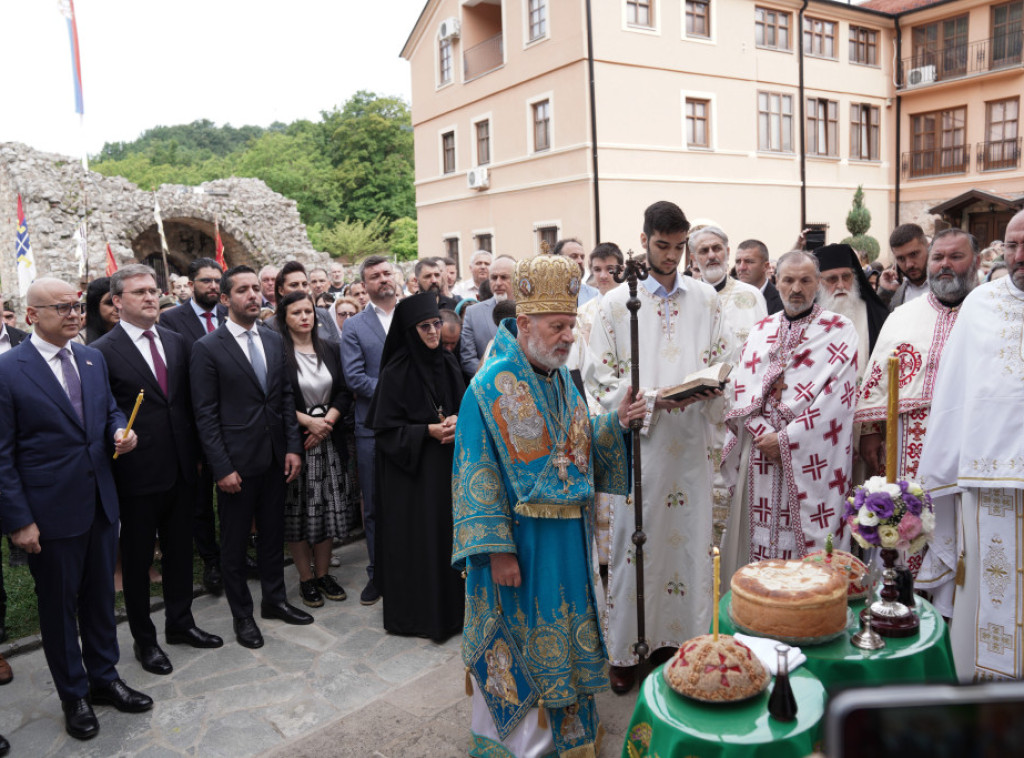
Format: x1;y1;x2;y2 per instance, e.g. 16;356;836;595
367;292;466;641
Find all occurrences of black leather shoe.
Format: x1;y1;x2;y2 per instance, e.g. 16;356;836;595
62;697;99;740
0;731;10;756
202;562;223;594
260;600;314;625
234;616;264;649
359;580;381;606
89;678;154;713
133;642;173;675
166;626;224;648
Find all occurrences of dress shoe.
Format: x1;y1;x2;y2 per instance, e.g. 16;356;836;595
0;731;10;756
261;600;314;625
359;580;381;606
609;664;636;695
166;626;224;648
133;642;173;675
90;678;154;713
202;561;224;594
234;616;264;649
317;574;347;602
0;653;11;685
62;697;99;740
299;579;324;608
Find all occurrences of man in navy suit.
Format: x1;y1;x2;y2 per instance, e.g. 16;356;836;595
735;239;784;314
0;278;151;741
0;309;28;649
157;256;228;594
191;265;312;648
94;265;224;677
459;255;516;375
340;254;397;606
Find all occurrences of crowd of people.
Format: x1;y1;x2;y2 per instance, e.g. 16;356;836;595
0;203;1021;756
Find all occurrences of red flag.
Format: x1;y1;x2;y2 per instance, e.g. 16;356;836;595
105;243;117;276
214;218;226;269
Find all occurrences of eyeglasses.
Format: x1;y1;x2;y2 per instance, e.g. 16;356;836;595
34;302;86;317
416;320;444;333
337;311;356;319
125;288;161;298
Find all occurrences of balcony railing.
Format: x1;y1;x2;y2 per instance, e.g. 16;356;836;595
901;146;970;179
463;33;503;81
977;137;1022;171
899;32;1023;88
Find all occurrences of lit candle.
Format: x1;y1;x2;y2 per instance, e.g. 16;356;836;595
886;353;898;483
713;546;720;640
113;390;144;460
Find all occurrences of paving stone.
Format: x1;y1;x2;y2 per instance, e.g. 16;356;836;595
370;644;458;685
383;655;469;719
178;658;277;697
151;695;210;750
256;694;340;739
195;709;284;758
263;620;339;652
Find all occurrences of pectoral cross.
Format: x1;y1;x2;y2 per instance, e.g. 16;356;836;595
769;372;788;403
552;442;571;492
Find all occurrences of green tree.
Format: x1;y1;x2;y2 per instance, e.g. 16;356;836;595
308;216;390;262
389;217;418;261
841;185;880;261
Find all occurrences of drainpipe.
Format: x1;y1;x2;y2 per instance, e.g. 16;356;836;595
585;0;601;242
894;15;902;226
798;0;809;228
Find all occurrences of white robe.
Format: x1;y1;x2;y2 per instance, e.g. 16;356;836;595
585;274;729;664
919;277;1024;682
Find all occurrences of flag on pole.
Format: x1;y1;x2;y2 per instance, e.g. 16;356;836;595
105;243;118;276
154;197;169;255
214;217;226;270
15;195;36;297
72;220;87;278
59;0;85;115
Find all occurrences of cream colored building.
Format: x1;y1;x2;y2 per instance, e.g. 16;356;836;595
401;0;1022;271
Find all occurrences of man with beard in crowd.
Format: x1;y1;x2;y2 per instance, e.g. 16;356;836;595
878;224;930;310
813;243;888;381
856;228;980;618
415;258;459;310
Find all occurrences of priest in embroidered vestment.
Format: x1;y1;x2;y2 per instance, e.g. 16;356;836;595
586;201;729;693
721;250;858;582
855;228;980;616
919;209;1024;683
452;254;645;758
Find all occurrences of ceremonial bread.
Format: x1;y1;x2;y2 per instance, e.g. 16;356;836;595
730;559;848;640
663;634;769;702
802;549;869;600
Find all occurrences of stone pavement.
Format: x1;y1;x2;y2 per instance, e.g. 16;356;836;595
0;540;640;757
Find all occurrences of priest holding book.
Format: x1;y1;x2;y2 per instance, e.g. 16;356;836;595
720;250;858;583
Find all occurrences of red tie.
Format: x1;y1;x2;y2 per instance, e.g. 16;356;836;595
143;330;169;395
203;311;215;333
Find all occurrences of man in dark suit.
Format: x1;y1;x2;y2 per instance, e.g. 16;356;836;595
0;308;28;648
94;265;223;676
340;254;396;606
191;265;312;648
459;255;516;375
0;278;151;741
157;256;227;594
735;239;784;314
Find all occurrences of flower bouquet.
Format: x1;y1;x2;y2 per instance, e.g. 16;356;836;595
844;476;935;554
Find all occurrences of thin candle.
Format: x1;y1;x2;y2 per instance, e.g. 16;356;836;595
713;546;720;640
886;353;898;483
113;390;144;460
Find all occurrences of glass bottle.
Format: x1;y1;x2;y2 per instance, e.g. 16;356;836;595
768;644;798;723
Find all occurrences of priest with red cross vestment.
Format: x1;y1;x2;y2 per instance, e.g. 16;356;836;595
720;250;858;582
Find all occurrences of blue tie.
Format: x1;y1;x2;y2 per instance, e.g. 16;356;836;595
57;347;85;423
246;330;268;393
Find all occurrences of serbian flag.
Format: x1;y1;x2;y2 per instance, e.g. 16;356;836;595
214;217;226;269
59;1;85;115
15;195;36;297
105;243;118;276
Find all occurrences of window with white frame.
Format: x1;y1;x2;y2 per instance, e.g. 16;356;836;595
476;120;491;165
627;0;653;28
686;0;710;38
439;38;453;85
851;103;880;160
442;131;456;174
686;98;710;148
528;0;547;41
807;98;839;156
532;100;551;152
758;91;793;152
755;7;790;50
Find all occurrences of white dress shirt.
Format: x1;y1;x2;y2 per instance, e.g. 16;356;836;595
190;298;220;331
225;318;266;368
30;333;78;393
0;324;11;356
371;302;395;335
119;320;167;379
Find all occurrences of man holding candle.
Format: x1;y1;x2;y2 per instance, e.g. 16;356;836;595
855;228;980;616
0;278;150;741
94;264;224;676
721;250;859;582
920;209;1024;683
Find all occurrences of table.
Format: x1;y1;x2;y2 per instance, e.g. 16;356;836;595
623;667;826;758
718;592;956;689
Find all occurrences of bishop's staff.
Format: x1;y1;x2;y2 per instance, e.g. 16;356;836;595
613;250;651;677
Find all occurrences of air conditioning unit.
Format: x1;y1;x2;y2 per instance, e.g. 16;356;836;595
467;167;490;190
439;17;461;40
907;65;937;87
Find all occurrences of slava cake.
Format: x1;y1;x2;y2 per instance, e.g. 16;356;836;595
803;548;869;600
730;559;848;641
663;634;769;702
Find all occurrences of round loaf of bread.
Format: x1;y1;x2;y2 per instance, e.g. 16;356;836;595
663;634;769;702
730;559;848;640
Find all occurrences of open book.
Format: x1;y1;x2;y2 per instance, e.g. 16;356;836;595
660;363;732;402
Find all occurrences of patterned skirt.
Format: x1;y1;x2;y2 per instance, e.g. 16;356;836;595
284;434;350;544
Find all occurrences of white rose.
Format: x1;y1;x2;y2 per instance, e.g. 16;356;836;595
865;476;887;493
920;509;935;534
882;483;902;499
858;506;880;527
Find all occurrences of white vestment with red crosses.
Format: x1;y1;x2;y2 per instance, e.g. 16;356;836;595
721;305;858;582
854;292;960;612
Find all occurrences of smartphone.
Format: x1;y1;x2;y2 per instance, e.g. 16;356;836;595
804;227;827;251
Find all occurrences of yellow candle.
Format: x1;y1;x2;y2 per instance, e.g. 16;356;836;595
713;547;720;640
113;390;144;460
886;354;899;483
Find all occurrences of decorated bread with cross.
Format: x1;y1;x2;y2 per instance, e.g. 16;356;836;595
663;634;769;702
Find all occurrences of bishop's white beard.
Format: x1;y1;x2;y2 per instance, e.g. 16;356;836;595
700;263;728;286
817;281;864;321
525;329;570;371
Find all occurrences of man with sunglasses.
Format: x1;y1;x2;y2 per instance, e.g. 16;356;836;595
0;278;150;742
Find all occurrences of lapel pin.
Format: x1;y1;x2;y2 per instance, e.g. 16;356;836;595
86;360;93;366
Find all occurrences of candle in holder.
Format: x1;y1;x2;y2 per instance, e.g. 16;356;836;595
886;353;898;483
713;546;720;640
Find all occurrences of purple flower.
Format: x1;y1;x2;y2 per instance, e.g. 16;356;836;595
854;489;867;509
843;498;858;520
899;480;910;495
858;524;881;546
903;492;923;516
865;492;895;520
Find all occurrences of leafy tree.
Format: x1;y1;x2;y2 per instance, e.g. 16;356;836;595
841;185;880;261
389;217;418;261
308;216;390;262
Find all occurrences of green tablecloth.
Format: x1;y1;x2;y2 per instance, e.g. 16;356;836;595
719;592;956;689
622;667;826;758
